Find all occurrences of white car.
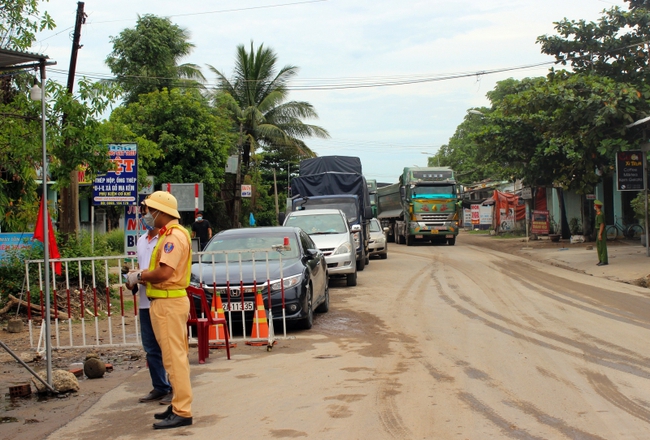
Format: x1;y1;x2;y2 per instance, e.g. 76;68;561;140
283;209;358;286
368;218;388;259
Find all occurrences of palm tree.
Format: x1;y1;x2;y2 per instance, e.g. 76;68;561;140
208;42;329;167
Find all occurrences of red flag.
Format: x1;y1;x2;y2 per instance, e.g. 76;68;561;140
34;197;62;275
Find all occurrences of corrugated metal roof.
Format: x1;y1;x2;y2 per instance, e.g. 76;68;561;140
0;48;49;69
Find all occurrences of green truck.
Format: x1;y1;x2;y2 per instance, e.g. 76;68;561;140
377;166;460;246
366;179;378;217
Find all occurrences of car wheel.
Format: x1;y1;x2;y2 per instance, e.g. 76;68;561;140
447;237;456;246
299;284;314;330
406;234;413;246
346;270;357;287
380;252;388;259
315;283;329;313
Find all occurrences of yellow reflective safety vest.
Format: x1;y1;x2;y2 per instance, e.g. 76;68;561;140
146;224;192;298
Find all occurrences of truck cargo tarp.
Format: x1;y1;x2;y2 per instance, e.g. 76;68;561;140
291;172;370;209
299;156;362;176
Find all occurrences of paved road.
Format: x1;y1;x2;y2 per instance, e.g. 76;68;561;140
49;240;650;439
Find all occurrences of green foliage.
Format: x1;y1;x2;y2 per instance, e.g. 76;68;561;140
473;73;647;194
538;4;650;84
110;88;235;221
0;230;125;308
0;0;55;50
630;192;650;225
434;105;511;184
106;14;205;104
0;74;121;231
569;217;582;235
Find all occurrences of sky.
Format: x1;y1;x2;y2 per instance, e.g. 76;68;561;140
31;0;627;183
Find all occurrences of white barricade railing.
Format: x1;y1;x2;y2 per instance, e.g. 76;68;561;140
192;247;290;344
24;255;140;351
23;247;293;353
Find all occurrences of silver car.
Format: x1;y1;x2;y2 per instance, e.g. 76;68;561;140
283;209;358;287
368;218;388;259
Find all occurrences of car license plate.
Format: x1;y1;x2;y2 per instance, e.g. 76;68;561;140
445;234;454;238
430;230;438;234
223;301;254;312
415;234;423;239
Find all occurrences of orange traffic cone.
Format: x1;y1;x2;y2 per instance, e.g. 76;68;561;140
246;292;269;346
209;293;236;349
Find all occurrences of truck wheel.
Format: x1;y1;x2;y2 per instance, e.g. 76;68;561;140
406;235;413;246
447;237;456;246
346;270;357;286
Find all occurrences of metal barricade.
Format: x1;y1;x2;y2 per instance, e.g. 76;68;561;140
24;255;139;351
23;247;293;353
192;247;290;344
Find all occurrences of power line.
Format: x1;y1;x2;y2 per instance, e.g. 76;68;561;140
47;61;553;91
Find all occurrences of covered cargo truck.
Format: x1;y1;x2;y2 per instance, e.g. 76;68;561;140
377;166;460;246
290;156;373;271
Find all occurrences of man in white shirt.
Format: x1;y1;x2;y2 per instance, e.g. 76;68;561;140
134;202;172;403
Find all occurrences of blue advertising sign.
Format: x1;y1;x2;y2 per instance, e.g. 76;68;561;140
0;233;36;261
124;194;149;255
92;143;138;205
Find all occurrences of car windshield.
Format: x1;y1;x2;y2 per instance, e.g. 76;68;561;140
201;233;299;262
369;219;382;232
285;213;348;235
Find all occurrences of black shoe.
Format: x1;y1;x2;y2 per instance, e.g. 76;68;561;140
153;413;193;429
139;389;169;402
154;405;173;420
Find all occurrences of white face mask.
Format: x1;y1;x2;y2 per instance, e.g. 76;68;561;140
143;210;159;228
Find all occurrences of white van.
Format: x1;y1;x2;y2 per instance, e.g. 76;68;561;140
283;209;358;286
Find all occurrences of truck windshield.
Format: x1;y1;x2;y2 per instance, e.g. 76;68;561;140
297;199;358;222
412;184;456;197
285;213;348;234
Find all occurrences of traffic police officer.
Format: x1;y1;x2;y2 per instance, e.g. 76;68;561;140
127;190;193;429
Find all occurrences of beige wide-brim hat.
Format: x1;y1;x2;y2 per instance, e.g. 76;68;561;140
144;191;180;219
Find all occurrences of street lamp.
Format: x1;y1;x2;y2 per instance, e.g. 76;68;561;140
421;151;439;167
31;66;53;385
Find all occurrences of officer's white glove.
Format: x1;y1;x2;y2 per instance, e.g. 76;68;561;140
125;270;143;290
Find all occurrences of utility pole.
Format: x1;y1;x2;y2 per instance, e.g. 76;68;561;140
273;168;279;220
232;123;243;228
59;1;86;235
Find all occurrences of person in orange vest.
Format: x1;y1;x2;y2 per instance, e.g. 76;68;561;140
126;191;193;430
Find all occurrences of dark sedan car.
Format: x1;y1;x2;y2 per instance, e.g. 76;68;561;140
190;226;329;330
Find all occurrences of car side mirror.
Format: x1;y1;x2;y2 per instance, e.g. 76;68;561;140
306;248;320;259
278;212;286;225
350;224;361;232
364;206;373;219
383;227;390;233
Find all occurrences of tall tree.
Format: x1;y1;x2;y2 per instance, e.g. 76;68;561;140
0;0;54;50
474;73;647;194
105;14;205;104
208;42;329;167
537;2;650;85
110;88;235;228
